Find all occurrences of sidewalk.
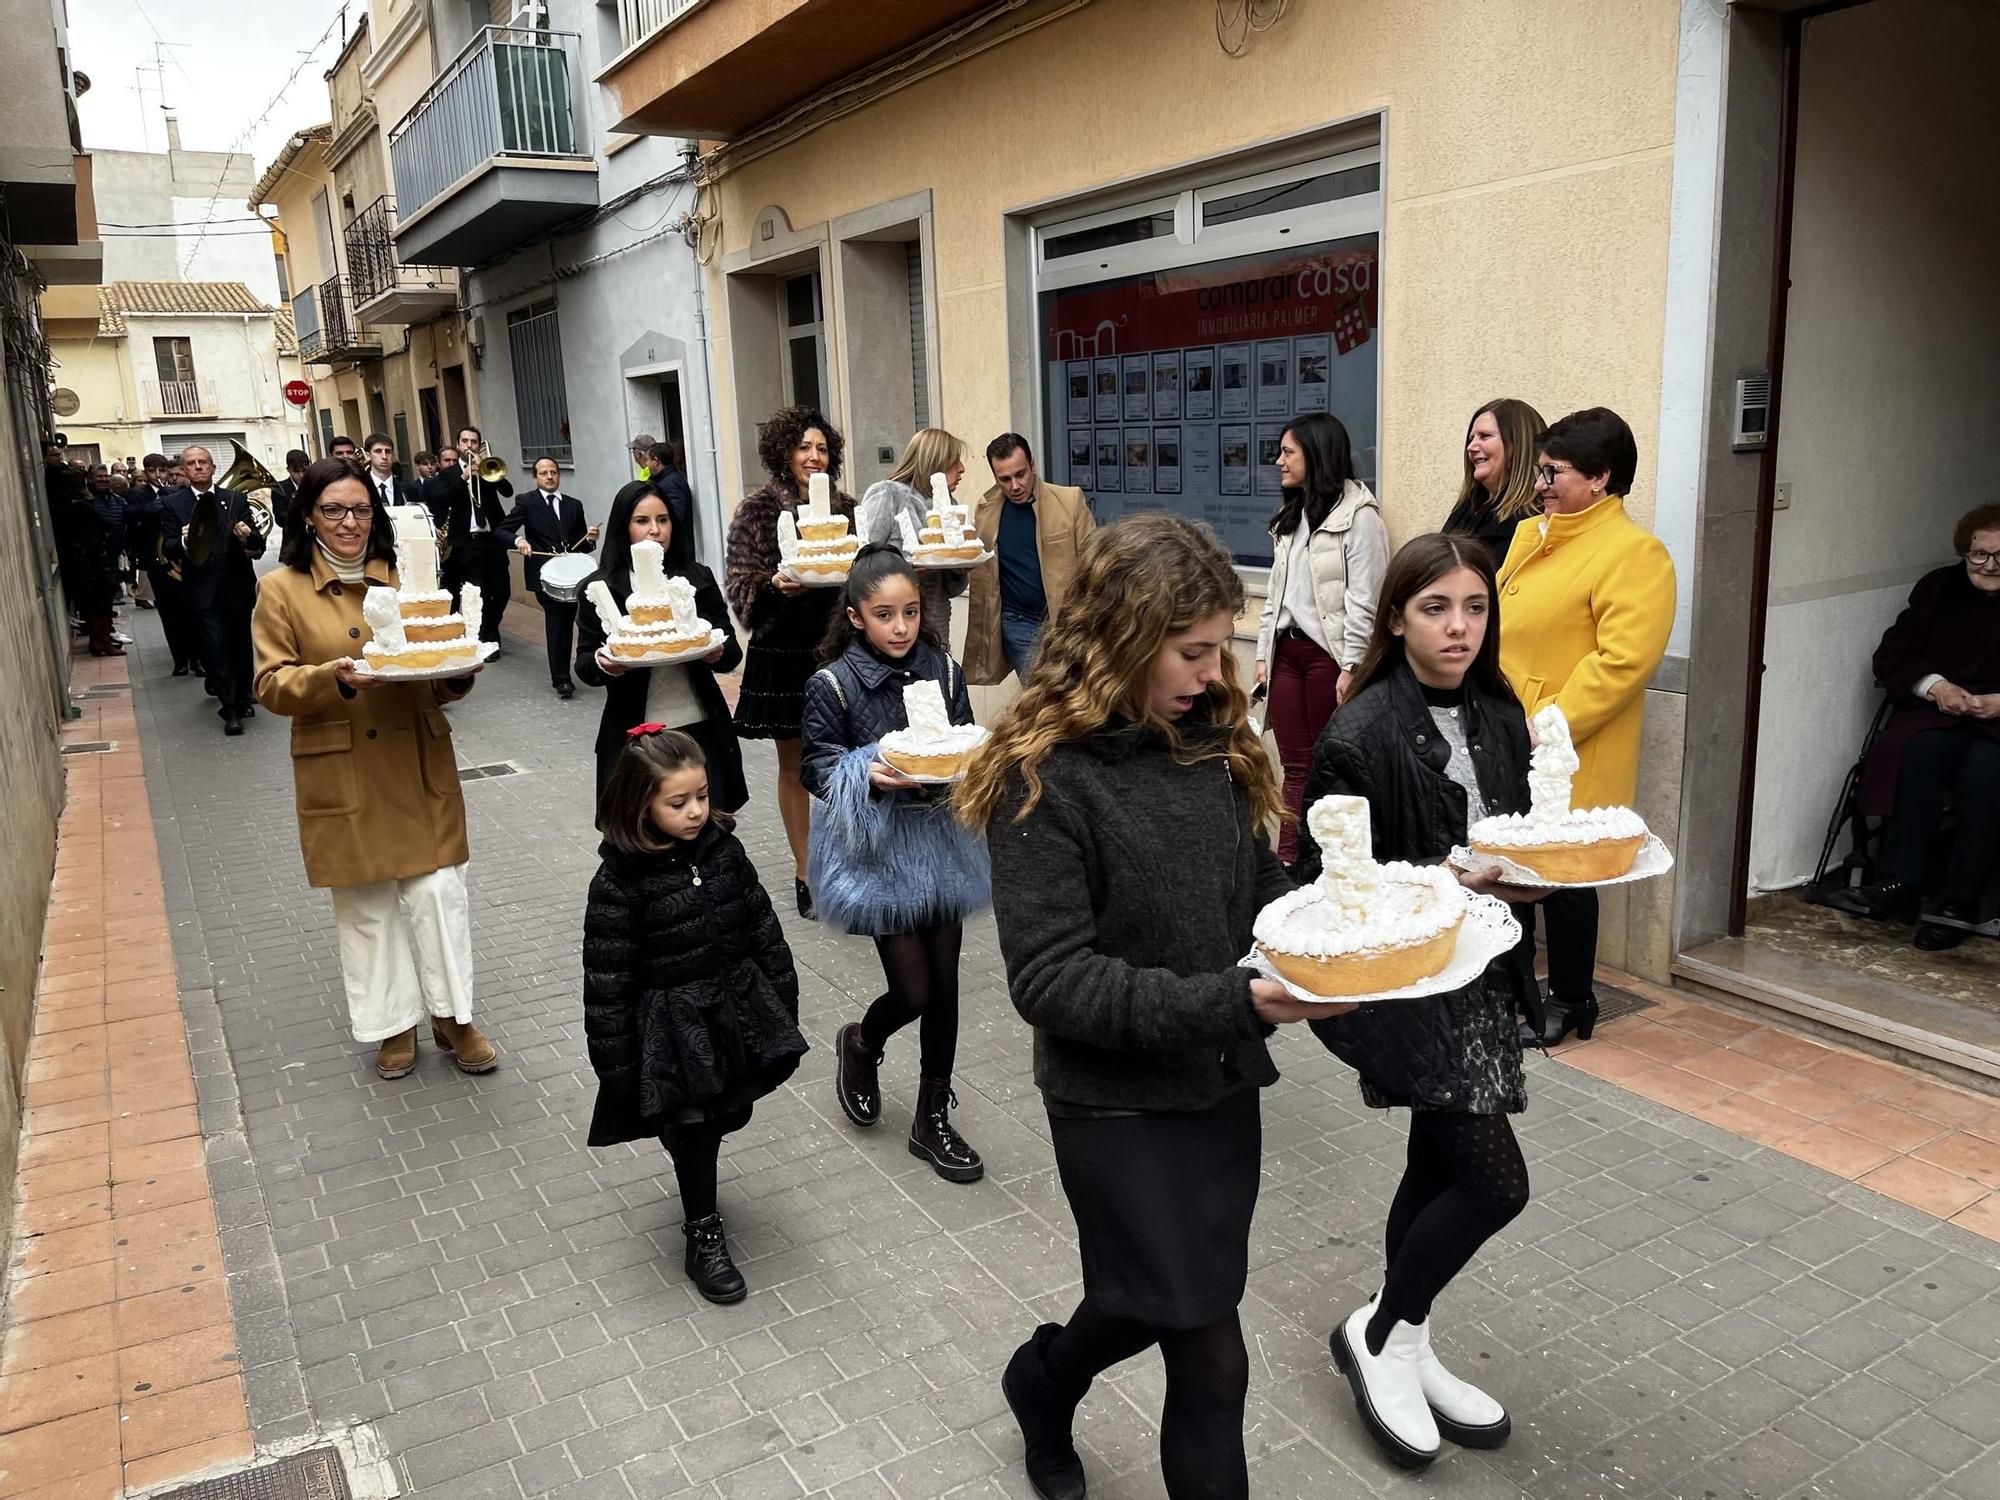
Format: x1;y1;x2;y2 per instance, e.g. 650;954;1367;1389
3;606;1998;1499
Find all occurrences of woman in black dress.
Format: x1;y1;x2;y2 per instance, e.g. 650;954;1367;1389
575;481;745;807
959;512;1333;1500
724;406;856;917
1295;533;1546;1469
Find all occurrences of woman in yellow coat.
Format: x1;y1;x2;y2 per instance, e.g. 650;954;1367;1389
1496;408;1675;1046
253;458;501;1080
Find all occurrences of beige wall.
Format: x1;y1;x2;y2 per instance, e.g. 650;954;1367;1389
702;0;1680;537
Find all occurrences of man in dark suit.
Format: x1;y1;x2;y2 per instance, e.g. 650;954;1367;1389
160;444;266;734
425;425;513;646
271;449;310;518
506;455;599;698
361;433;418;512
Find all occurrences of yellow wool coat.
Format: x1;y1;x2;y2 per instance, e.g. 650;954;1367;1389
1496;496;1676;809
252;552;474;889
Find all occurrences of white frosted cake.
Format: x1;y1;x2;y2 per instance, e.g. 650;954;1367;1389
913;473;982;563
586;544;718;663
1254;795;1467;997
361;529;482;672
1467;704;1647;882
878;680;990;780
779;472;859;581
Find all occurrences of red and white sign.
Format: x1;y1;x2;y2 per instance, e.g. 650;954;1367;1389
282;379;313;408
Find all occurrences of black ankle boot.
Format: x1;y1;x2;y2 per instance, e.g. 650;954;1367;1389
1914;899;1979;951
1517;992;1599;1049
682;1214;747;1304
909;1077;983;1182
836;1022;883;1127
1002;1323;1089;1500
795;878;816;921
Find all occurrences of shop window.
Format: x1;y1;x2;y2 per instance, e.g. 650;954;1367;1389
1036;146;1382;567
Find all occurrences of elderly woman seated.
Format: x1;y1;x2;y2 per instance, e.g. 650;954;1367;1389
1855;503;2000;949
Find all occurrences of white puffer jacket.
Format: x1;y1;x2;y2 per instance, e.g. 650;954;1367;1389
1254;480;1388;670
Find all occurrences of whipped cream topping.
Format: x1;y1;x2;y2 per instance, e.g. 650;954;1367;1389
1254;794;1466;956
395;589;453;608
362;586;405;649
1464;703;1647;846
880;680;991;756
365;636;478;660
1526;703;1582;817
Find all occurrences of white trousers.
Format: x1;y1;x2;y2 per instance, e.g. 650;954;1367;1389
328;864;474;1043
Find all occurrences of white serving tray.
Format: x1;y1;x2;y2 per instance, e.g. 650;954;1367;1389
1240;893;1523;1006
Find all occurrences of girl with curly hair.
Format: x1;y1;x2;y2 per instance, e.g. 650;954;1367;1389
724;405;857;918
958;512;1334;1500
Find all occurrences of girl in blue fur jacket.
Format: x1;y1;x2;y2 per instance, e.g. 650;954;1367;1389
800;543;991;1183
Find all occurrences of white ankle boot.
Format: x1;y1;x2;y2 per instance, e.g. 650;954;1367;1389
1331;1302;1440;1467
1413;1321;1510;1446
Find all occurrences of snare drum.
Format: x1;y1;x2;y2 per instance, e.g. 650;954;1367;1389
538;553;595;604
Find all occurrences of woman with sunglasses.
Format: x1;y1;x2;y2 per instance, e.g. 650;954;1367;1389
1494;408;1675;1046
253;458;500;1082
1853;503;2000;949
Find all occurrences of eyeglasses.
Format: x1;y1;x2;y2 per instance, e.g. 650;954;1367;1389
1965;549;2000;569
1534;463;1577;487
316;503;376;523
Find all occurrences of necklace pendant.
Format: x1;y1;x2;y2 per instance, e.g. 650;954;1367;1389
691;869;702;886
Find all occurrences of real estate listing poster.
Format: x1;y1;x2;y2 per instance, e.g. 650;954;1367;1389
1220;424;1252;497
1151;351;1182;421
1184;423;1218;497
1219;344;1252;418
1184;346;1216;421
1094;359;1119;423
1255;423;1286;497
1122;355;1150;423
1256;340;1292;417
1294;336;1331;414
1123;430;1152;496
1095;430;1123;492
1068;430;1094;492
1153;427;1182;494
1067;362;1092;425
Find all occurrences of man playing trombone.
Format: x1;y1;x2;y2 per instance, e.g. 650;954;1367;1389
505;454;598;699
426;425;513;648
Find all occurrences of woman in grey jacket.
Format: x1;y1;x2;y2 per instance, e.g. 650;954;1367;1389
959;512;1338;1500
854;427;972;642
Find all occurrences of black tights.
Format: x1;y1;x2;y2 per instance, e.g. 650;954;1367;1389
1042;1300;1249;1499
661;1106;749;1221
1368;1112;1529;1352
861;923;963;1079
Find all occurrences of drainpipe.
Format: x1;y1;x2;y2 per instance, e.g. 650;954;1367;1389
684;149;724;578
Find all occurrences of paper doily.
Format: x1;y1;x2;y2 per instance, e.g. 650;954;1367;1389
1447;832;1675;890
1240;893;1523;1006
357;639;499;682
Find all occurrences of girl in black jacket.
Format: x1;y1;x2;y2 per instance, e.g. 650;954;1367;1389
801;545;991;1184
575;482;746;804
1298;533;1546;1469
583;729;807;1304
959;513;1328;1500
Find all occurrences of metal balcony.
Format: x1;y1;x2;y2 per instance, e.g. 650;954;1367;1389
150;379;213;417
388;26;598;268
344;196;456;325
293;278;382;366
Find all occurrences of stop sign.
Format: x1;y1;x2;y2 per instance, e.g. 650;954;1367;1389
283;379;313;407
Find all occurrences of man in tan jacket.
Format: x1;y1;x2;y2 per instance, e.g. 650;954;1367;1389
964;433;1096;684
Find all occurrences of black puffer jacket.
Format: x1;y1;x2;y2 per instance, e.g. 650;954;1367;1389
581;823;807;1145
1297;660;1534;1112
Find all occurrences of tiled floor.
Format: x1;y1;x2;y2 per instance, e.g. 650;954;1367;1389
1557;980;2000;1240
0;656;253;1498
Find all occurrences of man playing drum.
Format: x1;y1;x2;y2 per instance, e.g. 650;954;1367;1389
507;454;599;698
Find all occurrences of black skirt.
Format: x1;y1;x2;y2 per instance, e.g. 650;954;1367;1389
1048;1087;1262;1329
734;591;840;740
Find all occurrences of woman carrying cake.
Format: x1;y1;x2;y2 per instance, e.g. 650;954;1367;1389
575;481;744;805
1295;533;1546;1469
725;406;857;918
1252;411;1389;862
251;459;500;1080
1495;407;1675;1046
958;512;1327;1500
855;427;972;642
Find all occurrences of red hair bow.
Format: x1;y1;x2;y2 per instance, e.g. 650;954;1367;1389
626;722;668;738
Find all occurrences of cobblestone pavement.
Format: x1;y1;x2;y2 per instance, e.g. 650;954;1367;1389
122;607;2000;1500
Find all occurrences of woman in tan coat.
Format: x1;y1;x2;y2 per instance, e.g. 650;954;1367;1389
253;458;500;1079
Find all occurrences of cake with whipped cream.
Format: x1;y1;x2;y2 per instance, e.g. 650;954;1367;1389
1253;795;1467;997
361;528;483;672
878;680;990;780
779;472;859;582
585;550;719;664
897;473;983;564
1467;704;1647;882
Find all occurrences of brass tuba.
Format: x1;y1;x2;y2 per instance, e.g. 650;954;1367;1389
217;439;281;539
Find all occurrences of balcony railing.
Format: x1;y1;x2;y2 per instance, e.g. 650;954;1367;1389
294;278;382;364
344;196;451;309
150;379;212;417
617;0;705;50
389;27;587;225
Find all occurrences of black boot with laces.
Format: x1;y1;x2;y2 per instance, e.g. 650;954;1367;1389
681;1214;747;1304
909;1077;983;1182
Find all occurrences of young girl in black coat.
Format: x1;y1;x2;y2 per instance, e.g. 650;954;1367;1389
801;544;991;1183
583;729;808;1304
1296;533;1548;1469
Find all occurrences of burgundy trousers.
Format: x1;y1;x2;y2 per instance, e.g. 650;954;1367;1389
1269;631;1341;863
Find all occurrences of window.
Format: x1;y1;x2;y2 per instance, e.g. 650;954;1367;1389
153;337;195;385
782;271;827;411
1035;145;1383;566
507;299;572;462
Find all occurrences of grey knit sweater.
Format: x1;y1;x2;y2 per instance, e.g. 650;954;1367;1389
987;715;1294;1112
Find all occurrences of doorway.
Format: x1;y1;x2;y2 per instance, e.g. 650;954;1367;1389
627;362;696;555
441;364;470;443
418;385;442;456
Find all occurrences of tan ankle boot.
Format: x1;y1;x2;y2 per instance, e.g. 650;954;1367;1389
431;1016;499;1073
376;1028;419;1079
